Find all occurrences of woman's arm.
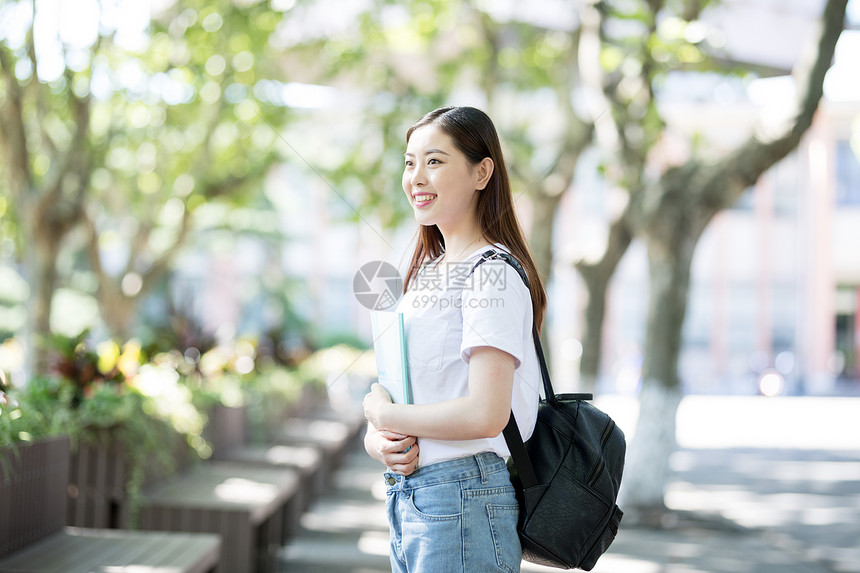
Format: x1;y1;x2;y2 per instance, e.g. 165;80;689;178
364;421;420;475
363;345;515;440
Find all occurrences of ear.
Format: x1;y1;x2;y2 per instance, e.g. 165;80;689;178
475;157;494;191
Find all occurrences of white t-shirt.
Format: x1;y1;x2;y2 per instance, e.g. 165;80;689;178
397;244;540;468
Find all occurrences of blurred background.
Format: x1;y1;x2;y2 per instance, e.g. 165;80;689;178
1;0;859;571
1;0;859;395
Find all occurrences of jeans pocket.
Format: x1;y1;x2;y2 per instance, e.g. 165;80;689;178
488;503;521;573
408;482;462;521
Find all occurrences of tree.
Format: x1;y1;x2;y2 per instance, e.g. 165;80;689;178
182;0;844;525
599;0;849;522
0;0;293;373
0;15;91;373
465;9;594;288
305;1;596;357
573;0;651;392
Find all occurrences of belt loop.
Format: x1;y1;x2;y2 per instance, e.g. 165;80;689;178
476;453;489;484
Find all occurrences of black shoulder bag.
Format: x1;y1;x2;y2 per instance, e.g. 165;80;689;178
470;250;626;571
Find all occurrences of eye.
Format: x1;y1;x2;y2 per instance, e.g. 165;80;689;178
404;159;413;167
428;158;441;165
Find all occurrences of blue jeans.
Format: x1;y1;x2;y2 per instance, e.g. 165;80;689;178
384;451;521;573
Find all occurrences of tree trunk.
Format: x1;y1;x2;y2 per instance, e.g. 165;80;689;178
620;226;698;524
100;290;139;341
530;191;562;286
578;271;610;393
28;232;62;374
529;190;563;353
26;182;88;375
619;0;846;524
576;219;633;392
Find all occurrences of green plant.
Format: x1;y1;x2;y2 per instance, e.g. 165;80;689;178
0;383;22;452
0;368;58;479
40;330;125;393
175;339;311;443
138;296;217;364
0;368;13;450
19;374;200;526
28;332;212;525
1;368;53;442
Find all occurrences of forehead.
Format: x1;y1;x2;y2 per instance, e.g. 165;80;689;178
405;124;455;154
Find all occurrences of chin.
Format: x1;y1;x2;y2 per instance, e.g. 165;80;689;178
412;212;435;227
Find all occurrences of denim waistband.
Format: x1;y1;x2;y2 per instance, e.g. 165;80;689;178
384;451;507;489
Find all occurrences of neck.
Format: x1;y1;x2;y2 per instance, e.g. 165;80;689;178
438;219;490;264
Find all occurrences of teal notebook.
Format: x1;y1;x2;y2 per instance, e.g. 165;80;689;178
370;311;412;404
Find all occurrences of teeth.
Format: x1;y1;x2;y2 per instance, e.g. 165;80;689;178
414;195;435;202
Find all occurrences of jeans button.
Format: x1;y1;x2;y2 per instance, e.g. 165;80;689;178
387;476;396;486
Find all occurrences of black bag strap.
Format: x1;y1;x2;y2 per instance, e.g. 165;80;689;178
468;249;556;402
468;249;592;490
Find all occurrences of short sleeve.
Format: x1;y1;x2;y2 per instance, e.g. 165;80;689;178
459;260;532;369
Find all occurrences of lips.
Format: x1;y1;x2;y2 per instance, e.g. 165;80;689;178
412;193;437;208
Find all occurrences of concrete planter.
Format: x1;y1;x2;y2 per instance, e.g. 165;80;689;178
66;435;130;528
66;404;254;529
206;404;248;458
66;429;194;529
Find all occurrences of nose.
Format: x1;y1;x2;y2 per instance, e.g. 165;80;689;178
409;164;426;187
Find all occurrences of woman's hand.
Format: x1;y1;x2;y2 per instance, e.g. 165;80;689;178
365;425;420;475
362;383;394;430
363;384;419;474
361;347;515;441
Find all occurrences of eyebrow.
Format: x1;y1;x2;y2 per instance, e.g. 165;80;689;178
404;148;451;157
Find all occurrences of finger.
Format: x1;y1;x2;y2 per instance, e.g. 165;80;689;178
392;452;420;476
404;445;419;464
380;442;411;458
372;384;393;402
377;432;415;450
387;439;418;456
383;449;417;469
390;436;417;452
390;459;417;476
381;446;417;468
392;435;416;449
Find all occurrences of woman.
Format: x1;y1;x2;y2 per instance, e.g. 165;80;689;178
363;106;547;572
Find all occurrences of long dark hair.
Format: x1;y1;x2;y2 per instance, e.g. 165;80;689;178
402;106;547;331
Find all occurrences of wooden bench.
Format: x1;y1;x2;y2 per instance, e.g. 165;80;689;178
0;437;220;573
139;462;301;573
208;404;324;520
0;528;220;573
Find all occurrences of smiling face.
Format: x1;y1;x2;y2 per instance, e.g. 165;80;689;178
402;124;492;236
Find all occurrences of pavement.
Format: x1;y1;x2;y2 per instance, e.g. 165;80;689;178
276;396;860;573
